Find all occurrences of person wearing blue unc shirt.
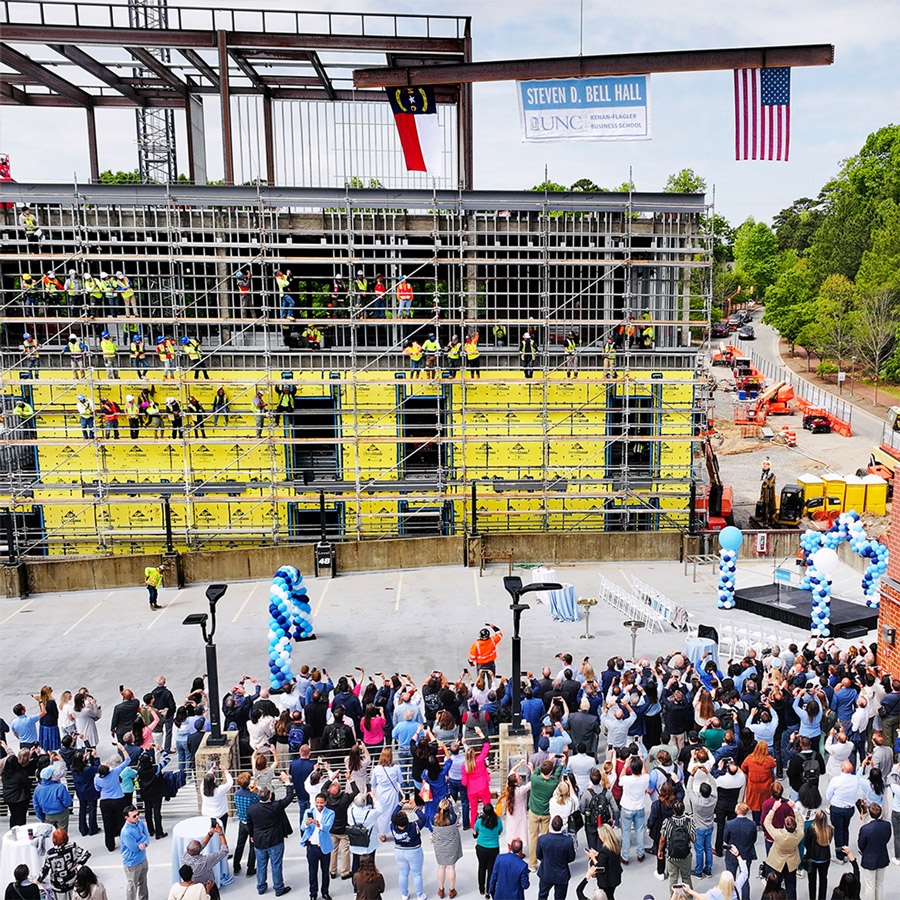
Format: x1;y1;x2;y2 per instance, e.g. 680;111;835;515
302;792;335;900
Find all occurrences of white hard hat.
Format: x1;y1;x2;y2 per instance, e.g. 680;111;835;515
100;271;109;278
68;269;76;276
115;271;124;278
126;395;134;401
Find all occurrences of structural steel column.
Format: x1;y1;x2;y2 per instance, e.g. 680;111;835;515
85;107;100;183
185;93;208;185
460;20;474;190
217;29;234;185
262;93;276;186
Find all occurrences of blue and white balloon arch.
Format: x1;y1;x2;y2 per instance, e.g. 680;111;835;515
798;511;888;637
267;566;314;689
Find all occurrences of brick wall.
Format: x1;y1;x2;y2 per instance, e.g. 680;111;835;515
878;500;900;673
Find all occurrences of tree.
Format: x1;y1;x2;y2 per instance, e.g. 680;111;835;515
854;286;900;405
569;177;605;192
99;169;143;184
772;196;825;253
761;257;817;351
664;168;707;194
855;198;900;294
796;319;828;371
733;218;782;298
816;274;857;366
529;179;568;192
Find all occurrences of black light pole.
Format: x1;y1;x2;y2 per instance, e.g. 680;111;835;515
503;575;562;735
162;495;174;554
183;582;228;746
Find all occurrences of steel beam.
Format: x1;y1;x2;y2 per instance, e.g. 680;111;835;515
0;42;93;107
127;47;188;97
179;48;219;89
49;44;147;106
353;43;836;88
85;107;100;182
0;81;30;104
262;93;276;186
218;30;234;185
306;50;336;101
185;93;207;185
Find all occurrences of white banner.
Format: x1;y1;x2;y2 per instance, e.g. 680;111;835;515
517;75;651;142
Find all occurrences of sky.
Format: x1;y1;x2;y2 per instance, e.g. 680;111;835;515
2;0;899;227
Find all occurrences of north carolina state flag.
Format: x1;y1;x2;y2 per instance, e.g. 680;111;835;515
386;86;442;175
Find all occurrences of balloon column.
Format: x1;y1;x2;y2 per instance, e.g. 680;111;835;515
267;566;315;690
798;511;889;637
716;525;743;609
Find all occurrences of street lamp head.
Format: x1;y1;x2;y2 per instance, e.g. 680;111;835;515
519;582;564;594
503;575;523;597
182;612;208;627
205;583;228;605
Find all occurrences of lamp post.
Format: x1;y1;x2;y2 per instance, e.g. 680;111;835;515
182;582;228;746
502;575;562;735
850;357;856;397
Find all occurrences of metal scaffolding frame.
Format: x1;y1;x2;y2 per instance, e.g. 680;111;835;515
1;183;712;556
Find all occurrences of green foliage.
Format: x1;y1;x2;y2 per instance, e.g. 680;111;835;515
664;168;707;194
570;178;606;192
733;218;782;297
816;361;839;376
529;179;569;192
704;213;735;265
855;198;900;293
772;196;825;253
99;169;143;184
761;257;817;345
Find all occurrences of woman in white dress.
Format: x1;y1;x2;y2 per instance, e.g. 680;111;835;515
72;691;102;748
370;746;404;840
548;776;580;849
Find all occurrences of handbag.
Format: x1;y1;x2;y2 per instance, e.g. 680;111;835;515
567;809;584;833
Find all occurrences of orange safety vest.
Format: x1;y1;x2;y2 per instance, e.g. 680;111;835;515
468;632;502;666
397;282;414;302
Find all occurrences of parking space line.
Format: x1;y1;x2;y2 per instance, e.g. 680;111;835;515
473;568;481;606
394;572;404;611
148;589;183;629
314;579;331;617
63;600;104;636
232;582;261;622
0;599;32;626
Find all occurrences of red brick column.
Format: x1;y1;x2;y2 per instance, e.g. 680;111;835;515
878;503;900;673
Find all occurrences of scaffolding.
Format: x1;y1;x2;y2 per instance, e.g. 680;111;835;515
0;183;712;557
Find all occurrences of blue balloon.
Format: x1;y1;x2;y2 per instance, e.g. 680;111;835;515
718;526;743;552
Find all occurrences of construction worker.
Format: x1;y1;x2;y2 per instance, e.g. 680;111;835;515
99;331;120;380
66;334;87;379
156;335;176;380
252;390;268;438
274;269;294;319
186;395;208;439
98;272;118;317
564;332;578;379
166;397;183;439
21;332;39;379
12;396;35;440
445;336;462;376
520;331;536;379
144;562;168;610
42;271;64;313
464;331;481;379
84;273;103;314
20;274;38;309
372;274;387;318
353;269;368;313
468;623;503;675
640;311;654;349
403;339;424;379
492;323;507;346
396;275;413;318
302;323;322;350
99;397;120;440
76;393;95;440
761;456;772;480
19;204;42;249
130;333;149;380
145;394;163;439
233;267;251;315
274;383;296;426
603;338;617;378
422;332;440;380
63;270;83;315
124;394;141;439
181;336;209;380
115;271;138;317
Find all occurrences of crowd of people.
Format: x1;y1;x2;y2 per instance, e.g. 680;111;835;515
2;633;899;900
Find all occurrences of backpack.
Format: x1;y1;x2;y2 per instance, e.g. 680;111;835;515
801;754;820;784
346;809;373;848
423;692;442;720
667;819;691;860
288;724;305;753
586;788;613;830
326;722;353;751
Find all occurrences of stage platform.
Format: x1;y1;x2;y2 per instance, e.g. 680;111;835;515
733;584;878;639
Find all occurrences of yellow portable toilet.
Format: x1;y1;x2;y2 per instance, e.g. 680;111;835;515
797;474;825;502
822;474;846;508
843;475;865;512
862;474;888;516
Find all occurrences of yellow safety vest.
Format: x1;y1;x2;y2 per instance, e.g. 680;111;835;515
23;339;39;359
447;343;461;360
408;343;424;362
422;339;439;354
130;341;145;360
145;566;163;587
100;338;117;359
184;340;201;361
565;339;577;355
276;274;291;295
465;340;479;360
15;402;34;417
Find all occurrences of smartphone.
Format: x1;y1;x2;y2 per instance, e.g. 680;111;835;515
119;684;124;693
210;817;218;828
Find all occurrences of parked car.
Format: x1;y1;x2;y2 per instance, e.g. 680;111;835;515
711;321;730;338
737;324;755;340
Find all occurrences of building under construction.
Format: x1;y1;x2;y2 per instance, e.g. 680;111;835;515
0;3;713;558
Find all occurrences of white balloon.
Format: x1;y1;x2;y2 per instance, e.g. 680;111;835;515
812;547;840;577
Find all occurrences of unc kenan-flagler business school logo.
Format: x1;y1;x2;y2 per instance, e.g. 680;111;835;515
394;87;430;114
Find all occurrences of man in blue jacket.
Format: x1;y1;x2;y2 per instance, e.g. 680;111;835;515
723;803;757;900
858;802;891;900
489;838;530;900
535;816;576;900
120;805;150;900
301;792;335;900
32;766;73;831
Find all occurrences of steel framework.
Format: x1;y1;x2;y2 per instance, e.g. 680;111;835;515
1;183;712;556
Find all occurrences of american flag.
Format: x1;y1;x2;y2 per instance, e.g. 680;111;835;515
734;67;791;161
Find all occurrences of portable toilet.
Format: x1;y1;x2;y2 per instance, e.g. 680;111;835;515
862;474;888;516
843;475;865;512
797;474;825;502
822;474;846;508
